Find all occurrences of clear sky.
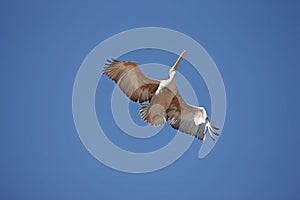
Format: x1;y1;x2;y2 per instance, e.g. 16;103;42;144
1;0;300;199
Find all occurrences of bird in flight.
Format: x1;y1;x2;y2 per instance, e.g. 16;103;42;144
103;50;219;141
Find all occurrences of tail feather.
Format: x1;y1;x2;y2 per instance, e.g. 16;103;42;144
150;114;166;126
139;104;166;126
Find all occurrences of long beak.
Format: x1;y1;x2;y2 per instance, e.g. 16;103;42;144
171;50;186;72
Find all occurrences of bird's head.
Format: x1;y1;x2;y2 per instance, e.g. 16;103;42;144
169;50;186;78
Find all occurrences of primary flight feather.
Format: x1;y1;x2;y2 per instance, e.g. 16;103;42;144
103;50;219;141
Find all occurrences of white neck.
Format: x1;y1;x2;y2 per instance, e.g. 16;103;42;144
169;71;176;81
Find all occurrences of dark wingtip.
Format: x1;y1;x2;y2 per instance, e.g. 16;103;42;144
111;58;119;62
105;58;120;66
106;59;113;64
208;123;220;138
210;123;220;130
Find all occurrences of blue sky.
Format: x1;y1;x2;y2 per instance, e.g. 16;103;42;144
1;0;300;199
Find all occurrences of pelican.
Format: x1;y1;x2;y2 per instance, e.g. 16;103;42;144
103;50;219;140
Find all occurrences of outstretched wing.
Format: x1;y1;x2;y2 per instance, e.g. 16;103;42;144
103;59;160;103
166;91;219;140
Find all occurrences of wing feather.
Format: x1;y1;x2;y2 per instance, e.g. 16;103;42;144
103;59;160;103
166;91;207;140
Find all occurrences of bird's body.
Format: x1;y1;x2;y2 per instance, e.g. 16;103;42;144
103;50;219;141
139;63;179;126
140;78;177;126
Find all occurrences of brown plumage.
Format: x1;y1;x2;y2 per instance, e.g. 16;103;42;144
103;51;219;140
104;59;159;103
